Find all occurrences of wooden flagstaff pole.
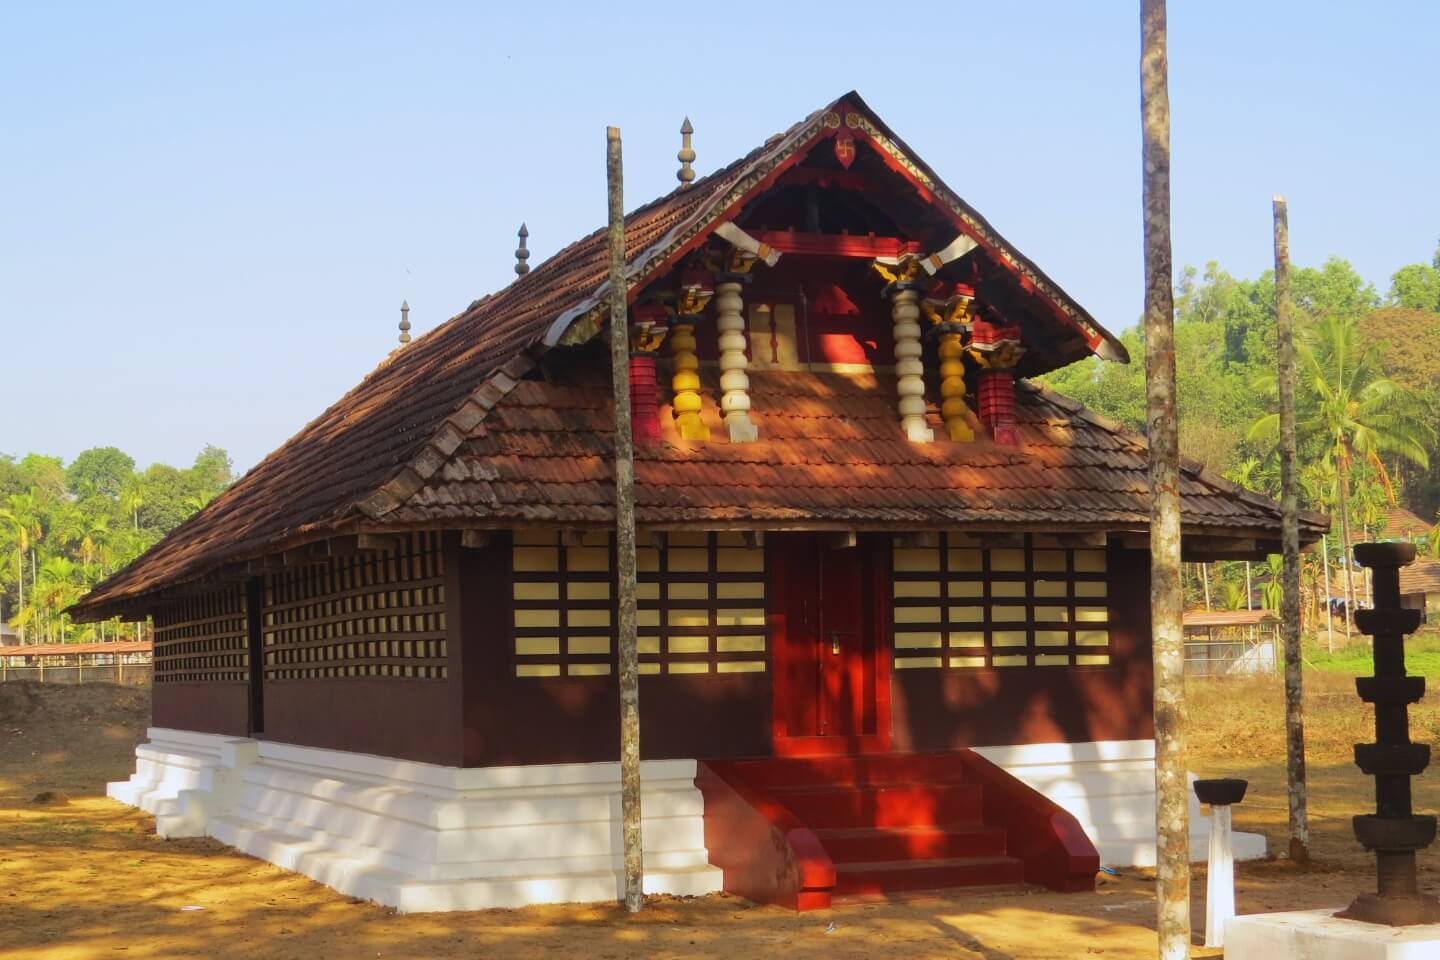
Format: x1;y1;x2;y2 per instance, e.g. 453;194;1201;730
606;125;645;914
1273;195;1310;862
1140;2;1191;956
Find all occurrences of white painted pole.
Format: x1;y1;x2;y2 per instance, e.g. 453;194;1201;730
1204;804;1235;948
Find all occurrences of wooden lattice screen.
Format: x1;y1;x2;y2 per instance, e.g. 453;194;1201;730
510;530;615;678
509;530;769;678
890;534;1111;670
153;584;249;684
263;532;448;680
637;532;767;675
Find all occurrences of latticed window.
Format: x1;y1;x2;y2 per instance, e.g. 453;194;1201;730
637;532;767;676
508;530;769;678
153;585;248;683
890;534;1111;670
263;532;448;680
511;530;614;678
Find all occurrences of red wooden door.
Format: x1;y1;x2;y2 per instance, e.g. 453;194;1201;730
771;534;887;749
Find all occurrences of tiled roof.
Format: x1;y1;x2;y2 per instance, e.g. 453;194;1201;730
1381;506;1436;540
73;108;761;618
71;92;1164;618
1183;609;1279;629
394;368;1326;540
1401;559;1440;598
0;640;152;657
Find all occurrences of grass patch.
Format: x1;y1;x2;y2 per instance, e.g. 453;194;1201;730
1305;626;1440;677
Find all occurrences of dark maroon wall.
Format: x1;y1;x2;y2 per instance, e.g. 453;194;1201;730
257;533;466;766
262;678;462;765
890;545;1154;751
152;683;250;737
457;537;772;767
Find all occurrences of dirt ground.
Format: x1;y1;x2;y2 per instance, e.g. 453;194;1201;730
1;679;1437;959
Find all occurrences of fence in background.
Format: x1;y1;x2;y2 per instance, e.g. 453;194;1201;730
1182;609;1281;677
0;640;153;686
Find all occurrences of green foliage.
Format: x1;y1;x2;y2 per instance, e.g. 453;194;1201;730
1387;245;1440;312
66;447;136;500
0;445;233;644
1039;242;1440;621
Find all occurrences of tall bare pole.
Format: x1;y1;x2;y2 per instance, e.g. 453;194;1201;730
1273;195;1310;862
1141;2;1190;956
606;125;645;913
1322;533;1334;652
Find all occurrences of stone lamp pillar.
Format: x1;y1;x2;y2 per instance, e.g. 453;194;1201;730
1194;777;1248;948
1338;541;1440;927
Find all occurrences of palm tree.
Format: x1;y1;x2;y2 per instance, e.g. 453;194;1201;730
34;557;83;644
1224;457;1278;614
119;478;145;532
0;493;44;643
1251;312;1435;640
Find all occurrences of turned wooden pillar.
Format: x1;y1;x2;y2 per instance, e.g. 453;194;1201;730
714;272;758;443
970;319;1024;446
923;283;977;442
629;304;668;446
670;265;713;441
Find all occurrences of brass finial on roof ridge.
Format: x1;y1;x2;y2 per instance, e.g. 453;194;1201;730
514;223;531;276
677;117;696;188
398;300;412;345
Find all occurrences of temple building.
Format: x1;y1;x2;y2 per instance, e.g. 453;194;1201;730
76;93;1325;912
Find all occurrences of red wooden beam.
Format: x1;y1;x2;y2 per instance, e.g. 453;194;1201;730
750;230;922;260
773;167;890;192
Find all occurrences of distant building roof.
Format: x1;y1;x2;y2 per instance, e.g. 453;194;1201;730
0;640;151;658
1183;609;1279;630
1400;559;1440;598
1381;506;1436;540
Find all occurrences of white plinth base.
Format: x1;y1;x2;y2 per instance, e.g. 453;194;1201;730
973;739;1268;867
1226;910;1440;959
109;729;721;912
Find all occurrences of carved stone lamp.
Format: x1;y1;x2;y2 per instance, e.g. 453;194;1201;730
1337;541;1440;927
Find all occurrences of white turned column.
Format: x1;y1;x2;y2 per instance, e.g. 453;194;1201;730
1205;804;1235;948
715;279;757;443
891;286;933;442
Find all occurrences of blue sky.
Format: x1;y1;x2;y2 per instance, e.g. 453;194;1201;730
2;2;1435;473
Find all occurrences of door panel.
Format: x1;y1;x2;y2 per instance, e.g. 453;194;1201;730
770;534;879;742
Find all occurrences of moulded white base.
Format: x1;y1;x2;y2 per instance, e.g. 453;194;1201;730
1226;909;1440;959
974;739;1268;867
109;729;721;912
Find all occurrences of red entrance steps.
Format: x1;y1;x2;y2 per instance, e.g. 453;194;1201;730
815;823;1008;862
696;750;1098;910
834;855;1026;897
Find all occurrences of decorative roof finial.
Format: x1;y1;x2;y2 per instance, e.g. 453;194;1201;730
677;117;696;188
398;300;412;345
514;223;531;276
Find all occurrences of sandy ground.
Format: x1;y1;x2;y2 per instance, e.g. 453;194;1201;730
1;680;1437;959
